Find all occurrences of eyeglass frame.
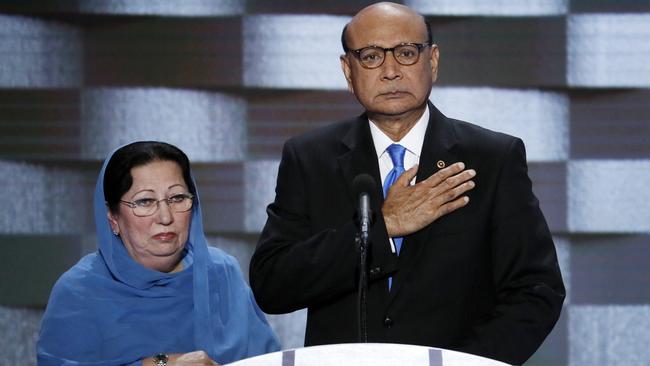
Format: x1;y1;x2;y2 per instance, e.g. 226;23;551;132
345;42;432;69
118;193;195;217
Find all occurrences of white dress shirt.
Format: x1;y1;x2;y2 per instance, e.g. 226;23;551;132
368;105;430;252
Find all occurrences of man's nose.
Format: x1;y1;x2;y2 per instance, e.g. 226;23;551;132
380;51;403;80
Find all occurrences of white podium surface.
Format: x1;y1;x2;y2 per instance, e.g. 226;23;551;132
225;343;510;366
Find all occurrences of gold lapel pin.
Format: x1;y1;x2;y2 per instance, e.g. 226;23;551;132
436;160;446;169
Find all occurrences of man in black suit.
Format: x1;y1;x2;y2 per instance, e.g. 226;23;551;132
250;2;565;365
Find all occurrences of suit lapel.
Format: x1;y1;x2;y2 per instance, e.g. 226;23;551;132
336;116;384;209
336;116;391;301
387;103;460;302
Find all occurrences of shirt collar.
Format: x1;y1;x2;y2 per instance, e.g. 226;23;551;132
368;105;430;159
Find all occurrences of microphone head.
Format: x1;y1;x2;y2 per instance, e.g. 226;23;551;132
352;173;378;228
352;173;377;201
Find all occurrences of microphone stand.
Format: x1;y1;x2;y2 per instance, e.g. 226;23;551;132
352;174;376;344
357;206;370;343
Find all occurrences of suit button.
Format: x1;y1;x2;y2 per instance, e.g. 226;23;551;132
369;266;381;275
383;317;393;328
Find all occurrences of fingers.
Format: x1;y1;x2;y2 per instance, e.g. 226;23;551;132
448;169;476;189
440;179;474;205
426;162;465;185
395;163;419;187
430;163;475;193
425;162;471;187
425;162;476;216
382;162;476;237
173;350;218;366
438;195;471;217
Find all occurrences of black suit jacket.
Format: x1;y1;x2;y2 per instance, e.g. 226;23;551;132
250;104;565;365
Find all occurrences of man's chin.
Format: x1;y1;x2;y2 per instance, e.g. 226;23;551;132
369;103;425;119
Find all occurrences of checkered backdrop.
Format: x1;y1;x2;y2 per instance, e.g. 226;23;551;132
1;1;649;365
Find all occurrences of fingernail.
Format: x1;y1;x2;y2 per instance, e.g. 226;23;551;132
469;169;476;176
458;162;465;169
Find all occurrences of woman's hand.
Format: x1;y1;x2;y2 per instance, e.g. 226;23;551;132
144;351;220;366
169;351;219;365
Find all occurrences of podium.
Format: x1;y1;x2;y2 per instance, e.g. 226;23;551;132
225;343;510;366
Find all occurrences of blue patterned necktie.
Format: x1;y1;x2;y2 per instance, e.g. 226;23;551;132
383;143;406;254
383;144;406;290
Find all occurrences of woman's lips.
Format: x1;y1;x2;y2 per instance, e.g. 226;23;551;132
153;232;177;241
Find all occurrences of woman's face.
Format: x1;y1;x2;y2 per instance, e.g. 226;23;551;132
108;160;192;272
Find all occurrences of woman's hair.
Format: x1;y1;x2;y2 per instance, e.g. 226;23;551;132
104;141;196;214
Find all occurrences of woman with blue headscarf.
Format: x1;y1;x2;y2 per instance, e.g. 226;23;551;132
37;141;280;366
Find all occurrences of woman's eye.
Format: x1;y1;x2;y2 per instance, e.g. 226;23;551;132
168;194;186;203
134;198;156;207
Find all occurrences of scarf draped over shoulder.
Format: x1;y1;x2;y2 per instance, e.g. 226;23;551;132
37;145;280;365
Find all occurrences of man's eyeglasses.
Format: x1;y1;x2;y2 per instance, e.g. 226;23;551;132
120;193;194;217
347;42;431;69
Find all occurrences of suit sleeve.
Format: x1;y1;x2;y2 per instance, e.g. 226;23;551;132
457;138;566;365
249;140;395;314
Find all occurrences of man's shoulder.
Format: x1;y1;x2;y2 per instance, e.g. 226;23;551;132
429;105;520;151
449;117;518;148
434;117;520;169
286;117;360;148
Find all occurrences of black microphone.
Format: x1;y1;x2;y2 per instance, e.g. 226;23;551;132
352;173;377;343
352;174;377;242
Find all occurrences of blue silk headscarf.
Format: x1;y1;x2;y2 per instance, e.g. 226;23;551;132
37;144;280;365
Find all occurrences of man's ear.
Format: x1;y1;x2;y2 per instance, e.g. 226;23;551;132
107;210;120;235
340;55;355;94
429;44;440;83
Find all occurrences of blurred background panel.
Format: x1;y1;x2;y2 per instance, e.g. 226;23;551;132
0;0;243;17
79;88;246;162
570;90;650;159
0;14;82;88
243;14;349;90
0;90;81;160
407;0;568;16
246;0;379;14
430;16;566;88
247;90;361;158
567;14;650;88
570;0;650;13
84;17;243;87
1;1;649;365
